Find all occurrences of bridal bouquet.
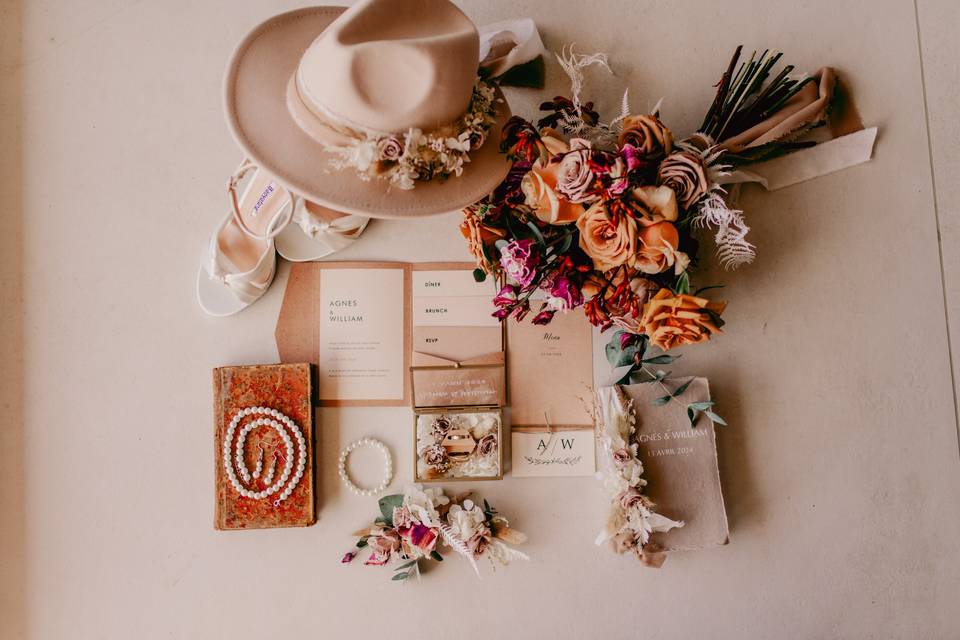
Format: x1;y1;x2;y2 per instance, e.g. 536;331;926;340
343;485;527;582
462;47;837;403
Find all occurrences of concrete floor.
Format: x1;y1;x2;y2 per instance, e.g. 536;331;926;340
1;0;958;638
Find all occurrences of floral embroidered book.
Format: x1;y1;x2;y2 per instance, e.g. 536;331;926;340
213;363;315;530
619;379;729;550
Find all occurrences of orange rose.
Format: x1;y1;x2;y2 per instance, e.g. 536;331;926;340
618;114;673;162
633;222;690;275
520;131;585;225
640;289;726;351
576;202;637;272
629;186;678;226
460;214;505;272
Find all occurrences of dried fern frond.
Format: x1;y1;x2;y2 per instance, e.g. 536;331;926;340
439;523;481;578
693;192;756;269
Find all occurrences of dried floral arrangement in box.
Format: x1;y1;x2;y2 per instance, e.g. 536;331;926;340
343;485;527;582
415;412;501;480
462;46;862;420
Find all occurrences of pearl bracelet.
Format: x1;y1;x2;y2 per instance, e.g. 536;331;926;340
223;406;307;507
338;438;393;497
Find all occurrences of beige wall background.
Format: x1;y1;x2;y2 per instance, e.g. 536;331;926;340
1;0;959;638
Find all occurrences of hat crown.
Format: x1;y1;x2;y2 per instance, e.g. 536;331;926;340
296;0;480;134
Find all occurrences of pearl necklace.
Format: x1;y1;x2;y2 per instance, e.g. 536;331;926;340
338;438;393;497
223;406;306;507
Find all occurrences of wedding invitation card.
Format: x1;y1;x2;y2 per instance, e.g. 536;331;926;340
317;267;406;403
275;262;501;406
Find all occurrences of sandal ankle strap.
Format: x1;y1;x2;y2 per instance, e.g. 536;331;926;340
227;159;295;240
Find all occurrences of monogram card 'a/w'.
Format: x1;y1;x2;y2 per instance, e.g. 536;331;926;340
511;428;596;477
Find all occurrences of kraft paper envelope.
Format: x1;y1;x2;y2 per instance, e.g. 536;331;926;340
619;378;729;551
410;351;506;409
412;325;504;362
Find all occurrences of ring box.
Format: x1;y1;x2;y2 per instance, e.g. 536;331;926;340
410;352;505;482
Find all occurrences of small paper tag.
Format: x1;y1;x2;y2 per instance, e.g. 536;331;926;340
511;430;596;477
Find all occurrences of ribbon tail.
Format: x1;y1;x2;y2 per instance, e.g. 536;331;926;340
478;18;546;87
719;127;877;191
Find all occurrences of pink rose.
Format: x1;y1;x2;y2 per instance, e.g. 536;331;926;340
377;136;403;162
618;488;651;511
467;528;492;556
476;434;498;457
555;138;597;204
657;151;709;209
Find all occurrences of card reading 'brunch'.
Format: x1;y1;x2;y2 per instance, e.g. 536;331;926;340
511;429;596;477
318;268;404;401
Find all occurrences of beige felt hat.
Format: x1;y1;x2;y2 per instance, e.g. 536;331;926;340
223;1;514;219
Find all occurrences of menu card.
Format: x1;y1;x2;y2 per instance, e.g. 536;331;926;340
506;310;595;427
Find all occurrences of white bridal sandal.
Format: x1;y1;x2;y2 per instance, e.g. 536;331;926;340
196;160;295;316
275;199;370;262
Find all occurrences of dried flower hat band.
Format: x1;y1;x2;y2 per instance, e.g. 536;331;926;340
289;78;501;191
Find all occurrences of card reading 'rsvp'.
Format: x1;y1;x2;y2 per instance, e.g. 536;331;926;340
511;429;596;477
318;268;405;402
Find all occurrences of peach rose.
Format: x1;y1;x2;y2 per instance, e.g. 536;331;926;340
629;185;678;226
460;214;505;271
639;289;727;351
633;222;690;275
576;202;637;272
521;131;586;225
618;114;673;162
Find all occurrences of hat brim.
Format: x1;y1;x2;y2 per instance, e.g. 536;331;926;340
223;6;512;219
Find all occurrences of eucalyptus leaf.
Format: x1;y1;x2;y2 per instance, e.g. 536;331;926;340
495;239;510;251
378;494;404;524
671;378;693;398
526;221;546;247
616;345;641;368
356;539;368;549
675;271;690;295
612;364;635;386
605;341;622;367
688;401;715;411
430;551;444;562
687;407;697;427
472;268;486;283
705;411;728;426
654;395;673;406
395;560;418;570
392;573;410;581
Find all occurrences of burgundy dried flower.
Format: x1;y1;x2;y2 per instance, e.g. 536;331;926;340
546;275;583;310
531;309;556;325
499;239;540;287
